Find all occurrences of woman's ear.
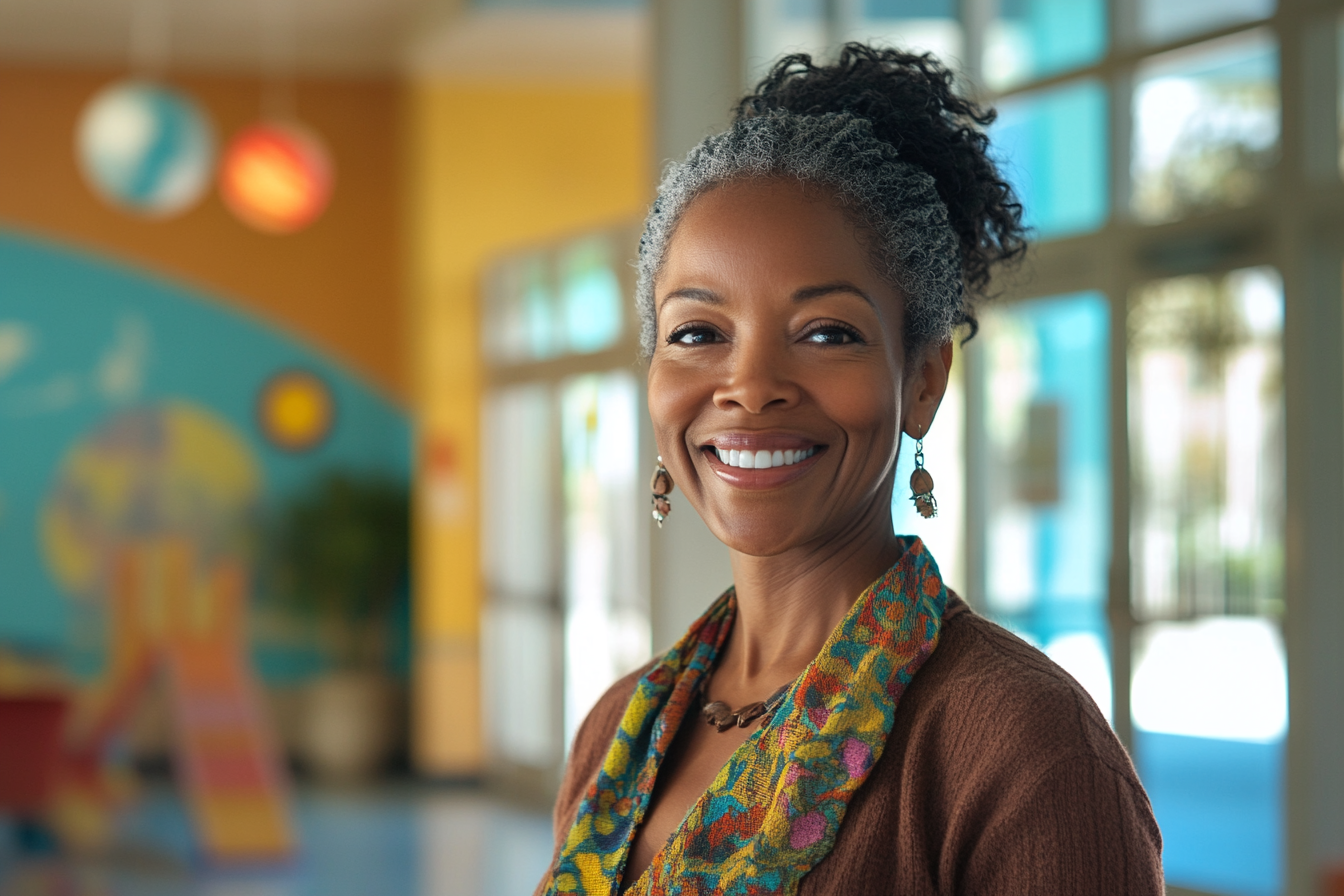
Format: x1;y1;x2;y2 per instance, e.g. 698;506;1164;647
902;340;954;439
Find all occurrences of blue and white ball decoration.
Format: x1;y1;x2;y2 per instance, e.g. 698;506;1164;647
76;81;216;218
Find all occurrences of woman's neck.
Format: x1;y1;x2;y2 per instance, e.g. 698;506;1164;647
717;496;907;689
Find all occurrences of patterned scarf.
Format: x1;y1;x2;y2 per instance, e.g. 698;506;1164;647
543;537;948;896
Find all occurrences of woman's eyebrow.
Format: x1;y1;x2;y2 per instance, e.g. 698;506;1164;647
793;282;876;308
661;287;722;305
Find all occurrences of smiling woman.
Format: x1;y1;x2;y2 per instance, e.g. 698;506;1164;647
535;45;1163;896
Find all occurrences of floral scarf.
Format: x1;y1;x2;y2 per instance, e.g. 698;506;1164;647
542;537;948;896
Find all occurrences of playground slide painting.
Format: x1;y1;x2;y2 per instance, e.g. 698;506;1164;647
0;228;411;862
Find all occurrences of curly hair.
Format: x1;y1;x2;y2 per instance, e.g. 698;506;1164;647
635;43;1026;354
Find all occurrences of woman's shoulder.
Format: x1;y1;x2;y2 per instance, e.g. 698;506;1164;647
888;593;1150;812
815;595;1163;894
917;595;1124;768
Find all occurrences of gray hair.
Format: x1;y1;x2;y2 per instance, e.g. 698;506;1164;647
635;110;964;356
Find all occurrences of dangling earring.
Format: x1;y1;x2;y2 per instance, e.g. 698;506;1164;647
909;427;937;519
651;456;674;527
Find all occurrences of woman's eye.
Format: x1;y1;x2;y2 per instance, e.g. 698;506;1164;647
669;327;720;345
804;326;860;345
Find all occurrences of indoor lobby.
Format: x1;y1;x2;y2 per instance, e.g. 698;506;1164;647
1;1;1342;895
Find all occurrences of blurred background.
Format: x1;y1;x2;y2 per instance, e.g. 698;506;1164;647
0;0;1341;894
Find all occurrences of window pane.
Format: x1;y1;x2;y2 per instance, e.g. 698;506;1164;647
1128;266;1285;896
747;0;828;82
984;0;1107;91
482;384;554;599
481;384;562;769
993;79;1109;239
891;347;964;594
974;292;1112;719
856;0;963;68
746;0;963;81
1128;266;1284;621
483;231;626;364
560;371;648;743
1139;0;1274;46
1131;31;1279;224
484;253;558;364
483;602;560;767
559;236;623;355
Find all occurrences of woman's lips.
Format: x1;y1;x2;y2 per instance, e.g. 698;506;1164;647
701;443;825;489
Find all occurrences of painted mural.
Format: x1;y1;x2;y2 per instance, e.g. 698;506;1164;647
0;228;411;683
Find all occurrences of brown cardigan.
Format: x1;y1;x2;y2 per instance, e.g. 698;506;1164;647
539;595;1164;895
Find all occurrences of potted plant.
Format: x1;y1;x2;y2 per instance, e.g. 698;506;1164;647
265;471;410;781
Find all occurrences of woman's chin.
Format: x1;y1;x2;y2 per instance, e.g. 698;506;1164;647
703;512;818;558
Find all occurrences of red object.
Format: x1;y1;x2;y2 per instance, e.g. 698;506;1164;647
219;121;333;234
0;695;69;813
1325;864;1344;896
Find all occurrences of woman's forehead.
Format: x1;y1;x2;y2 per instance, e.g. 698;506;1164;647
659;179;883;292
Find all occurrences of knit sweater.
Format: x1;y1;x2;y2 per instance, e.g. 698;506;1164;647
538;594;1164;895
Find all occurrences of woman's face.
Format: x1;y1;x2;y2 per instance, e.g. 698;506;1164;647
648;177;951;557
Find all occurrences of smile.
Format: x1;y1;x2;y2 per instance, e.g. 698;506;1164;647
712;447;817;469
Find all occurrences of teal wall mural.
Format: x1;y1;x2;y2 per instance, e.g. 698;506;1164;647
0;228;411;681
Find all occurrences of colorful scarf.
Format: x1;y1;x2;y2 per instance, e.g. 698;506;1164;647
543;537;948;896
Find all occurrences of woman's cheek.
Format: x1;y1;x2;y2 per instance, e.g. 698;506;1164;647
647;359;711;446
813;364;898;440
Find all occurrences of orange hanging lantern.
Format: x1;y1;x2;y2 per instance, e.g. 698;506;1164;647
219;121;333;234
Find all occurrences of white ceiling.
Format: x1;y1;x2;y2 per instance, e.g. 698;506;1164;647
0;0;647;81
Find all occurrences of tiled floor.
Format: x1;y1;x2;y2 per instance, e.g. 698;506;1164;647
0;785;555;896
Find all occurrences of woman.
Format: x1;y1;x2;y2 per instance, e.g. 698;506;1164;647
536;46;1162;896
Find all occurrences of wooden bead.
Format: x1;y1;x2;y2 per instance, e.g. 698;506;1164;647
651;467;673;496
910;468;934;495
735;702;767;727
702;701;734;731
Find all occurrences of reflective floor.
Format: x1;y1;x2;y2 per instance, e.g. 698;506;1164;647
1137;732;1283;896
0;786;555;896
1;744;1284;896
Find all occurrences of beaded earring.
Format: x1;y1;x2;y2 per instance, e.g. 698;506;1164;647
909;428;937;519
651;456;674;527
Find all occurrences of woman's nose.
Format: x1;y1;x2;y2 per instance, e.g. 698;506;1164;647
711;336;801;414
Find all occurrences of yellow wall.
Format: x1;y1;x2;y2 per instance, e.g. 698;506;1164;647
407;83;647;775
0;63;406;401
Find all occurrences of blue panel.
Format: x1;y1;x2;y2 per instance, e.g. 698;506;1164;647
0;229;411;682
864;0;954;18
1140;0;1274;45
986;0;1106;89
974;292;1112;715
993;79;1109;239
1136;731;1283;896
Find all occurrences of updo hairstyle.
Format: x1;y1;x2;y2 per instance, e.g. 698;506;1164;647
635;44;1027;356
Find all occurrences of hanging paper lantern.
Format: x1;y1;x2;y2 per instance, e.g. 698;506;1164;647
219;121;334;234
76;81;216;217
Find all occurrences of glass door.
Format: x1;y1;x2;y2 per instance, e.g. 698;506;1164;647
1126;266;1286;896
479;225;649;793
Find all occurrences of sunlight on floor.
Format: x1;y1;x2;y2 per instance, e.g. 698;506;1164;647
0;786;555;896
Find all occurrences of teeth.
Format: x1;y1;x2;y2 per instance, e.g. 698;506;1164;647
714;446;816;469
